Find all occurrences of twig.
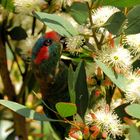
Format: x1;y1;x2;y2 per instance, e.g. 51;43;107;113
40;121;44;140
32;17;36;35
64;119;80;129
98;29;105;49
32;90;58;115
86;2;99;51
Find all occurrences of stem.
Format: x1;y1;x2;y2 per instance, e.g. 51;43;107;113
98;29;105;49
0;24;28;140
32;17;36;35
0;29;16;100
32;90;58;115
40;121;44;140
86;2;99;50
32;91;81;129
64;119;80;129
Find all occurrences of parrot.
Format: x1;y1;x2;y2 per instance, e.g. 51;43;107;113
31;31;71;139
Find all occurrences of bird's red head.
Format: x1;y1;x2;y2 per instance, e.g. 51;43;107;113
44;31;60;42
32;31;61;65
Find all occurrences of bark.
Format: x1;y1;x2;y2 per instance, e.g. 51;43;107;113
0;27;28;140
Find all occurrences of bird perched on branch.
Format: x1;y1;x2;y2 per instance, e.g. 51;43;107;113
31;31;71;138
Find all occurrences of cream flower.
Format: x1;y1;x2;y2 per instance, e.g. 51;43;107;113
98;46;132;72
93;107;123;138
14;0;46;14
85;103;123;138
125;71;140;103
66;35;84;54
92;6;119;27
124;33;140;55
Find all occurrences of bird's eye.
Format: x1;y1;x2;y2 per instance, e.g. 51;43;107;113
43;39;52;46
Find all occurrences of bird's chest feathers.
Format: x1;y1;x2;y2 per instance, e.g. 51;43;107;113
34;46;49;64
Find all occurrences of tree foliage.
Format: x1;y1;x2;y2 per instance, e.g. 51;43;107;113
0;0;140;139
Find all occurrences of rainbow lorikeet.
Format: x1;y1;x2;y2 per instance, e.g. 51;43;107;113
31;31;70;138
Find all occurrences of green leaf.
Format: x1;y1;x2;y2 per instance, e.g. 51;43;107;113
34;12;78;37
115;103;130;122
55;102;77;118
129;125;140;140
125;6;140;35
0;100;56;122
74;61;89;119
9;26;27;40
68;65;76;103
101;0;140;7
68;61;89;119
69;2;88;24
104;12;126;35
0;0;15;11
95;59;127;92
125;104;140;119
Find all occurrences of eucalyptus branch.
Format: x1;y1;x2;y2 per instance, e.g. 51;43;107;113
79;33;97;51
86;2;99;51
84;41;97;52
0;25;28;140
0;29;16;100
